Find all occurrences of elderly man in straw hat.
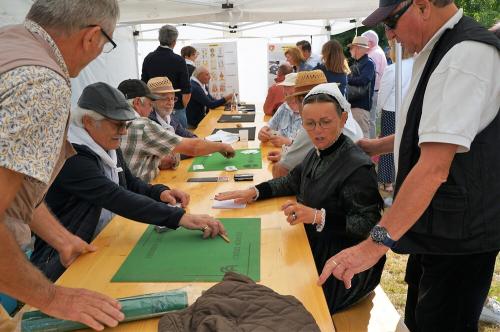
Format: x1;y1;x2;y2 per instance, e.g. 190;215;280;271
120;77;235;182
346;35;376;138
146;77;197;139
258;73;302;148
31;82;227;283
268;70;363;178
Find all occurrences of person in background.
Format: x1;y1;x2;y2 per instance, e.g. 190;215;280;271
186;66;232;128
320;1;499;330
181;45;198;78
119;79;234;181
362;30;387;139
263;63;293;115
141;24;191;129
315;39;349;96
285;47;313;72
267;70;363;179
31;82;227;282
0;0;125;329
259;73;301;147
347;35;376;138
376;40;414;193
296;40;321;68
217;83;385;314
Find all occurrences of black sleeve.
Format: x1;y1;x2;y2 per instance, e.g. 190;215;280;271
57;154;184;229
178;60;191;94
192;85;226;109
256;161;304;200
340;165;383;239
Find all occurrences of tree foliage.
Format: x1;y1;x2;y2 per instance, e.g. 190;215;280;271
455;0;499;28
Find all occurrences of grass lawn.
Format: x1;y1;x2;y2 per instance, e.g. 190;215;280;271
379;193;500;331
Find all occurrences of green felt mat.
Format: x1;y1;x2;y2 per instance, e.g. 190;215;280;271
112;218;261;282
188;149;262;172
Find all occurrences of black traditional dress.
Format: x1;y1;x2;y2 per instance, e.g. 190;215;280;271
256;134;386;313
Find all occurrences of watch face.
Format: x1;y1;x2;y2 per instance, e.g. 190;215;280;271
371;225;386;244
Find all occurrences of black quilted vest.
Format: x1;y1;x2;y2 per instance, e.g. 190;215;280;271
394;15;500;254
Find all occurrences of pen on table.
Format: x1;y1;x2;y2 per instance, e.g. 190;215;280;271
219;233;231;243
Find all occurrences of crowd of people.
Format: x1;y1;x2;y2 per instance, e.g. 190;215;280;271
0;0;498;331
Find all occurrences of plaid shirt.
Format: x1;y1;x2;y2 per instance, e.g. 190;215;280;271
121;117;181;182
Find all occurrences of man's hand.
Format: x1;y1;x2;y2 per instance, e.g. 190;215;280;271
223;93;233;102
218;144;235;158
160;188;190;208
59;236;97;268
357;135;395;156
317;239;387;289
267;150;281;162
41;286;124;331
258;126;272;142
178;214;227;238
269;135;292;147
271;162;290;178
215;188;256;205
159;154;178;170
280;200;316;225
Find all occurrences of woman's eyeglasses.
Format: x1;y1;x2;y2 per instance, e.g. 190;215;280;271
303;119;334;131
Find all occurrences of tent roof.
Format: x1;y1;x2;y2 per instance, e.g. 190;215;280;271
118;0;378;25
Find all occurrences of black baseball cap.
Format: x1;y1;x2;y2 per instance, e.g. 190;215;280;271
78;82;137;121
117;79;162;101
362;0;404;27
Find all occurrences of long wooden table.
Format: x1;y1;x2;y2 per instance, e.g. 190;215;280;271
54;106;335;331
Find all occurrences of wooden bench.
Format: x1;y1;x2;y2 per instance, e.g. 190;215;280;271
332;286;409;332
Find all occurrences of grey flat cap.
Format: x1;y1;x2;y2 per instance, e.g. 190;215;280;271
78;82;137;121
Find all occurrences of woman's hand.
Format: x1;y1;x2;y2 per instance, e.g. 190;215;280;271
215;188;257;204
269;135;292;147
160;189;190;208
280;200;317;225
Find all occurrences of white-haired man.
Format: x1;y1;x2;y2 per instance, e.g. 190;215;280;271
0;0;124;329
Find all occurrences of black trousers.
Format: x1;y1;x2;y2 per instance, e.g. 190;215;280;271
404;251;498;332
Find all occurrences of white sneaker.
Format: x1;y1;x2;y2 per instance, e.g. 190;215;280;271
480;297;500;325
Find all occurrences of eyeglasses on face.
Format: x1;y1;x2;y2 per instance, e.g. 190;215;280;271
163;96;178;102
105;119;132;131
86;25;117;53
303;118;334;131
383;0;413;31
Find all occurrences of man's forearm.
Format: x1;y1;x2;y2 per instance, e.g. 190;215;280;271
175;139;224;156
31;203;73;253
378;134;395;155
0;219;55;309
378;143;457;239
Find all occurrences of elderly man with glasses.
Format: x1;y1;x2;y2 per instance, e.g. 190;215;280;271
119;78;235;179
31;82;228;284
0;0;124;329
320;1;500;331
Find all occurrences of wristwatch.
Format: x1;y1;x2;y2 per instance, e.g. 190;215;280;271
370;225;397;248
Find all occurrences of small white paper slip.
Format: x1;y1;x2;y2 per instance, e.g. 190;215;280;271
212;199;247;209
168;202;182;208
225;165;238;171
240;149;259;154
193;164;205;170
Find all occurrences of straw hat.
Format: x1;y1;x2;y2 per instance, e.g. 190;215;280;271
147;77;180;94
277;72;298;87
347;36;370;48
288;70;327;97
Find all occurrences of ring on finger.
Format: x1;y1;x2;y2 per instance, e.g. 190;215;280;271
291;212;297;221
202;225;209;231
331;259;339;267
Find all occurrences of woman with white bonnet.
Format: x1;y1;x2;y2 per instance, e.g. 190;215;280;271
216;83;386;313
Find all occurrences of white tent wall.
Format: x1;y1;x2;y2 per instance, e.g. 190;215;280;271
71;26;139;107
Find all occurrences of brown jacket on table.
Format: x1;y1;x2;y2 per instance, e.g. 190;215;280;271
158;272;320;332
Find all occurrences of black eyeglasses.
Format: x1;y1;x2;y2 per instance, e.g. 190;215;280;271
87;25;117;53
303;118;335;131
383;0;413;30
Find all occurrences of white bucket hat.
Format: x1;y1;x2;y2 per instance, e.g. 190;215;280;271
277;72;298;86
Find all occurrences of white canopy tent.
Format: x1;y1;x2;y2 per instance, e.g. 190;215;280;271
0;0;379;104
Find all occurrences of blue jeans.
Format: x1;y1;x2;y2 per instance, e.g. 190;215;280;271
172;108;187;129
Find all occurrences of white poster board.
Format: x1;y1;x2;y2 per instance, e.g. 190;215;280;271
192;42;239;99
267;43;295;87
